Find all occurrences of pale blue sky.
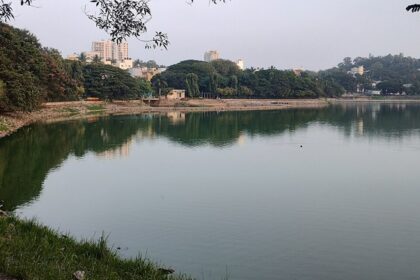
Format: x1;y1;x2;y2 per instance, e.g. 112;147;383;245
10;0;420;70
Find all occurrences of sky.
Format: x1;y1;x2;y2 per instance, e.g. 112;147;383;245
9;0;420;70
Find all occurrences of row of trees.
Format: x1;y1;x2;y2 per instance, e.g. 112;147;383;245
153;54;420;99
152;59;344;99
0;23;152;112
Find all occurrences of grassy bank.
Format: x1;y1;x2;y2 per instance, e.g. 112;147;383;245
0;216;190;280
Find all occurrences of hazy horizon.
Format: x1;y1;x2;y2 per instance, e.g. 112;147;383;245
9;0;420;70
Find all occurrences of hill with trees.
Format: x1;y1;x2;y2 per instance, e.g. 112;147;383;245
321;54;420;95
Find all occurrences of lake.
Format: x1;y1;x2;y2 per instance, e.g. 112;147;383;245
1;102;420;280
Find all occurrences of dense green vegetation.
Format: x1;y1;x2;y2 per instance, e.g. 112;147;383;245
83;64;143;100
155;54;420;98
0;23;82;111
153;60;343;99
0;216;190;280
0;23;151;112
321;54;420;95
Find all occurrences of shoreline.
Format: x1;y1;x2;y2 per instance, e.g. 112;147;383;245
0;215;190;280
0;98;328;139
2;97;420;140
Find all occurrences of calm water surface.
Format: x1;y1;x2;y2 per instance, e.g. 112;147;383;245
1;103;420;280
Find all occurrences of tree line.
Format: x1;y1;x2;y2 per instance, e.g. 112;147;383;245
153;54;420;99
152;59;344;99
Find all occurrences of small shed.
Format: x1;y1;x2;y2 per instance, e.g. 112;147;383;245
165;89;186;100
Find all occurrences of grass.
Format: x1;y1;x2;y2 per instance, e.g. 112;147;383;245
86;105;105;112
55;107;80;114
0;118;8;132
0;216;192;280
372;95;386;100
174;102;205;108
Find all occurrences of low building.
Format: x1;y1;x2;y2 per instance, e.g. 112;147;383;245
367;90;381;96
164;89;186;100
82;51;102;62
349;66;364;76
129;67;162;81
67;53;79;61
116;58;133;70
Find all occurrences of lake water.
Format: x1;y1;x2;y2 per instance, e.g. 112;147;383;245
2;103;420;280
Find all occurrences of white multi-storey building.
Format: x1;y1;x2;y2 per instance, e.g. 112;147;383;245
91;40;129;63
91;40;114;61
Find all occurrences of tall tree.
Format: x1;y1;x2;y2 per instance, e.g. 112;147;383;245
185;73;200;98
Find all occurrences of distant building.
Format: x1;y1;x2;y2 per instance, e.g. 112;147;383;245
204;50;220;62
129;67;162;81
82;51;101;62
91;40;130;68
367;90;381;96
236;59;245;70
116;59;133;70
113;42;129;61
91;40;114;61
67;53;79;61
164;89;186;100
349;66;364;76
292;68;305;76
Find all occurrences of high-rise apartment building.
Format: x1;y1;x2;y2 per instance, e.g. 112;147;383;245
204;50;220;62
91;40;129;62
113;42;129;61
91;40;114;61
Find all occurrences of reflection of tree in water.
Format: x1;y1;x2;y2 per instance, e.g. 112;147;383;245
1;103;420;210
316;103;420;138
0;117;151;211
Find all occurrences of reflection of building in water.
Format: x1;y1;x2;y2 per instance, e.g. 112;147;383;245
356;119;364;136
97;139;133;159
389;103;407;111
167;112;186;124
237;133;246;146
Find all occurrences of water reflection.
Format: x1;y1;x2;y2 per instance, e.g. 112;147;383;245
1;103;420;211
